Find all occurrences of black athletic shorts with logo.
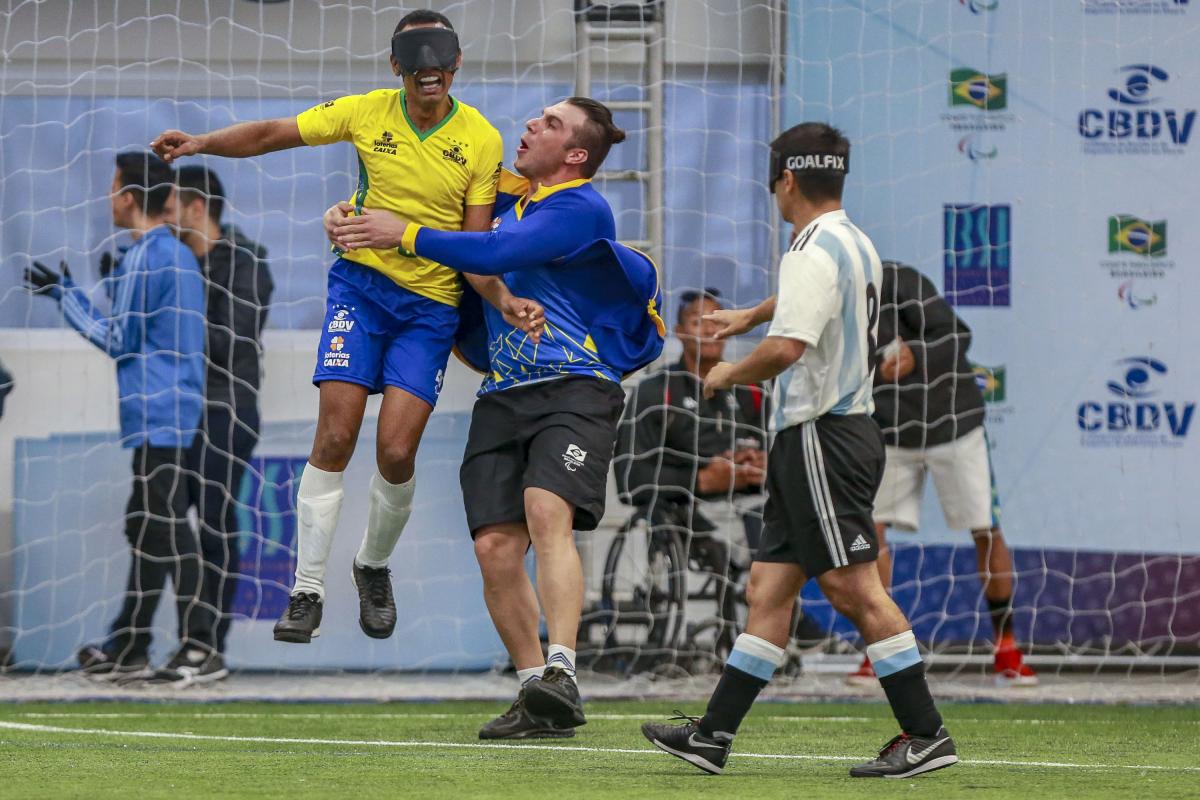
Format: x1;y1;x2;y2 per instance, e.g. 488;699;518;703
758;413;886;577
460;375;627;534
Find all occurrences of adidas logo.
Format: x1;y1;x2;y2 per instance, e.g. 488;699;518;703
849;534;871;553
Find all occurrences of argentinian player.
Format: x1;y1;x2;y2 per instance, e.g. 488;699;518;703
641;122;957;779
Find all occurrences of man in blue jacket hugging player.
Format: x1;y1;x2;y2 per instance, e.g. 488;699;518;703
325;96;664;739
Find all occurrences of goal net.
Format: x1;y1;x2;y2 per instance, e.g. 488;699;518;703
1;1;1197;697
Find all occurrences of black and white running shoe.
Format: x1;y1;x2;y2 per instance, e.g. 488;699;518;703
138;646;229;687
641;713;733;775
479;689;576;740
273;592;323;643
849;727;958;778
76;644;150;681
352;562;397;639
522;666;587;728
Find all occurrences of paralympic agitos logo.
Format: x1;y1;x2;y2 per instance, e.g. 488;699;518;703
1079;64;1196;154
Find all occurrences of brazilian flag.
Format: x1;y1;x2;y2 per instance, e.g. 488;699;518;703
1108;215;1166;257
972;364;1006;404
950;68;1007;110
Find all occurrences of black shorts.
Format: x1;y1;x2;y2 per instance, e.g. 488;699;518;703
460;376;627;534
758;414;886;578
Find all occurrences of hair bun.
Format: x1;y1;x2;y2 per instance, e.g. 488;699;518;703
611;127;627;144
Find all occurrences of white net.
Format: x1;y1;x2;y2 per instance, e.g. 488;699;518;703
1;0;1198;698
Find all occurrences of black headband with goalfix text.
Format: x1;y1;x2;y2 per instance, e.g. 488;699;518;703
768;148;848;193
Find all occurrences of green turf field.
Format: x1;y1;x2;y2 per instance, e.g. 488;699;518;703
0;700;1197;799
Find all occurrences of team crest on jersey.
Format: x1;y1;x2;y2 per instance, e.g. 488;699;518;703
373;130;397;155
442;138;468;166
327;307;355;333
491;216;502;231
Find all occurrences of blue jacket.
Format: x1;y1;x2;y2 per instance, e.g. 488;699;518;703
411;171;665;391
59;225;206;448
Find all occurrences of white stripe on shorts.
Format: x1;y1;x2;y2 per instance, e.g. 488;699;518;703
801;421;847;568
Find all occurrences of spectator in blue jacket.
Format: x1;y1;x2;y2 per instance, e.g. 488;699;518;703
24;151;219;685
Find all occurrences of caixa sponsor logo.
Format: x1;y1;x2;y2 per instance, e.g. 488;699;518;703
1077;357;1195;446
1079;65;1196;153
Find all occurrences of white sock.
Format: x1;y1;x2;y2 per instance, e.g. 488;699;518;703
291;463;345;598
355;470;415;569
546;644;577;683
517;665;545;687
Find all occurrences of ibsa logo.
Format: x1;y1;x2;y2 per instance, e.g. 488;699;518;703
957;134;998;161
1118;280;1158;309
1077;357;1194;447
958;0;1000;13
1079;64;1196;154
943;203;1011;306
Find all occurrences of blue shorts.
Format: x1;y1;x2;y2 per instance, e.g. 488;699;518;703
313;259;458;407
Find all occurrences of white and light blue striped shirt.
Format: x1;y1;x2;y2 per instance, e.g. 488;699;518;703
767;209;881;429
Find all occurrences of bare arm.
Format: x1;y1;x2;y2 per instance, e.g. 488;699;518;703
151;118;305;163
703;295;777;339
703;335;805;398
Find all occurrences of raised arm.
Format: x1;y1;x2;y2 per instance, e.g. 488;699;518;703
152;118;304;163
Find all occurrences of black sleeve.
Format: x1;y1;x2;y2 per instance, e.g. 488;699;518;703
895;265;972;379
614;374;698;506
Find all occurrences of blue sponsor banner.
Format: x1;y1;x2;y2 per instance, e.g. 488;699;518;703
232;457;307;622
943;204;1011;306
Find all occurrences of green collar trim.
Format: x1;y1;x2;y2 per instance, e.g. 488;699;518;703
399;89;459;142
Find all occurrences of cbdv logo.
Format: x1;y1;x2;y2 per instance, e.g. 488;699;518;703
943;68;1014;132
1079;64;1196;154
1077;357;1194;447
1083;0;1189;13
1099;215;1174;280
943;204;1011;306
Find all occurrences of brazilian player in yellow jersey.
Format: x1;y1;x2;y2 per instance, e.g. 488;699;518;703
152;10;544;646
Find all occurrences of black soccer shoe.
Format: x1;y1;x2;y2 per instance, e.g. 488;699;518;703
138;646;229;687
522;666;587;728
849;727;958;778
641;713;732;775
352;562;397;639
479;690;576;740
273;592;323;643
76;644;150;681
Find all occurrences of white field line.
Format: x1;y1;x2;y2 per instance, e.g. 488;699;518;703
10;711;1200;726
0;720;1196;773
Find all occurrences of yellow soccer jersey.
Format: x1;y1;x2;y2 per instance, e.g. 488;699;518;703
296;89;504;307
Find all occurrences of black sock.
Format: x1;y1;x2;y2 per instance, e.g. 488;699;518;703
878;662;943;737
987;596;1014;640
699;665;768;738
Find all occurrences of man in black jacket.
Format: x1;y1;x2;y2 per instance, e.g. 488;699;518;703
849;260;1035;688
171;166;274;672
615;289;800;659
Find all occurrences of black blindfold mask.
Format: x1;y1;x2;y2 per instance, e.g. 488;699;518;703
768;149;848;193
391;27;460;75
